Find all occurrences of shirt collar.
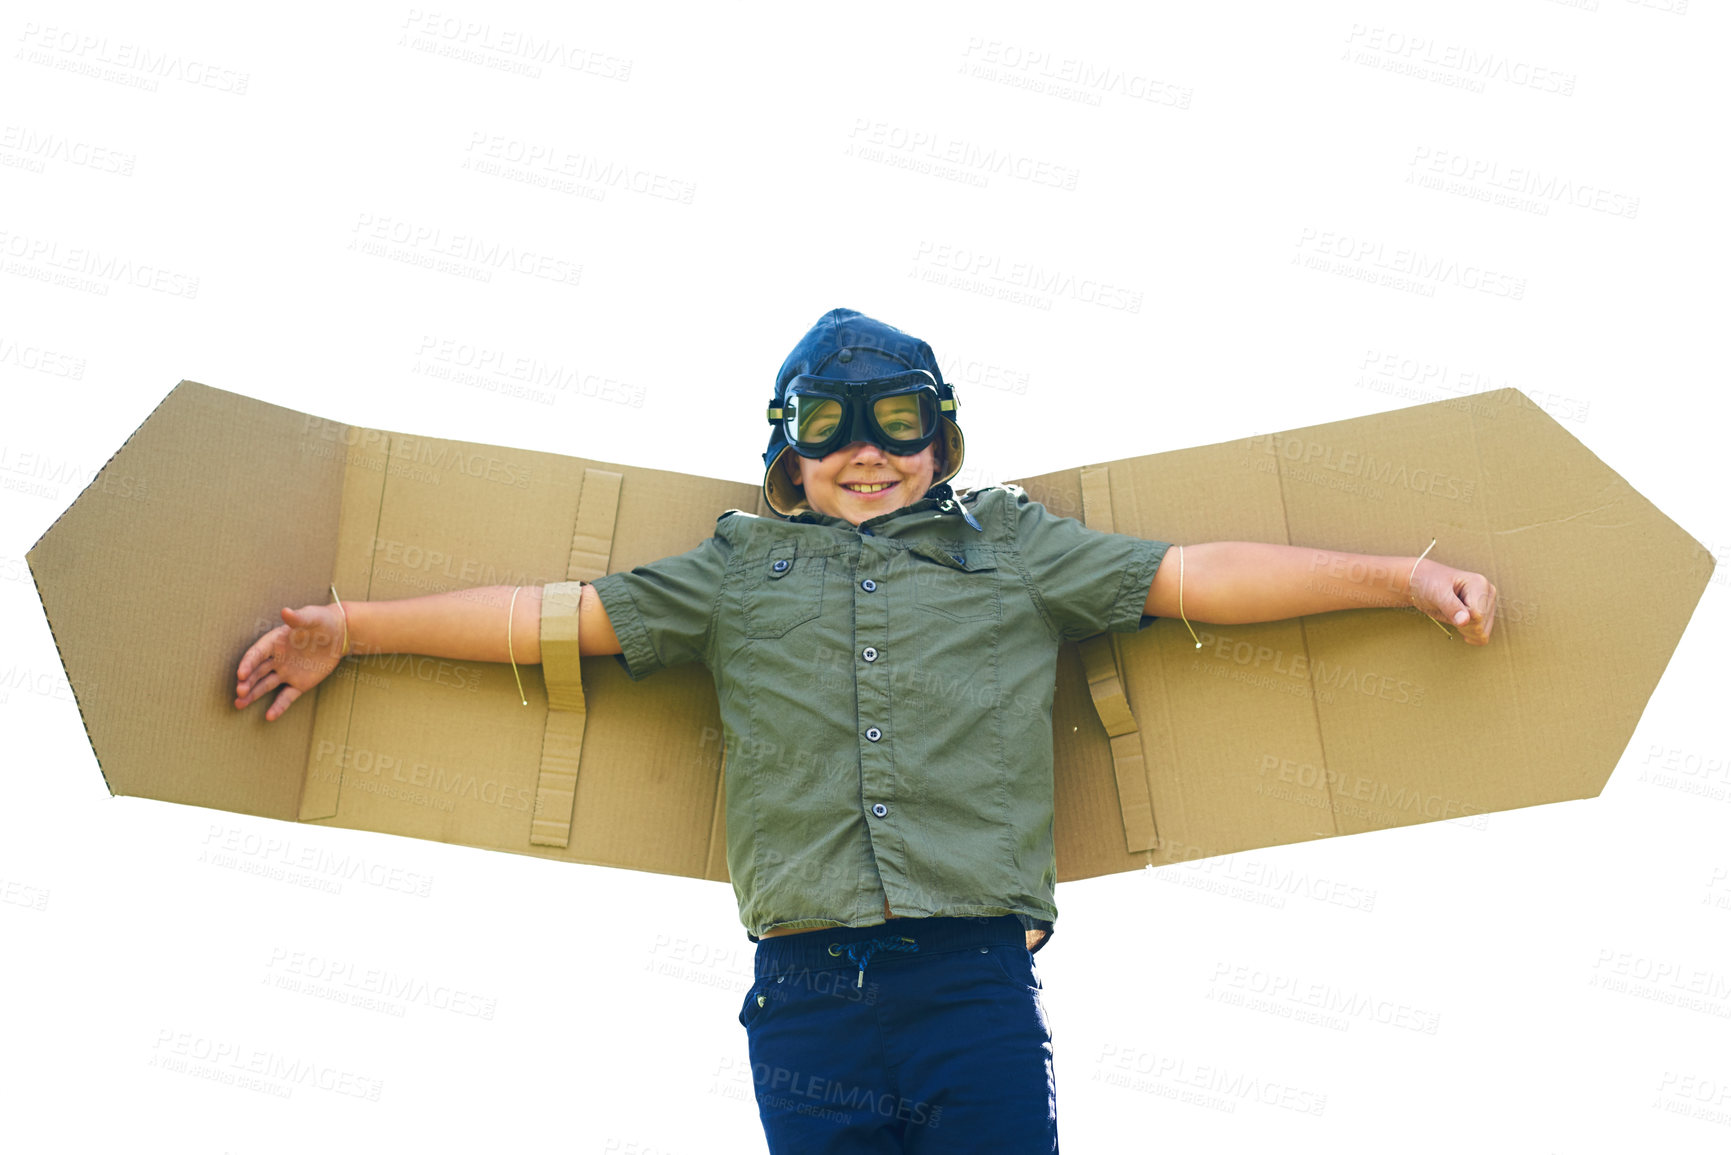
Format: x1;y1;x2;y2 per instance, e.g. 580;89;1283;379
788;493;949;533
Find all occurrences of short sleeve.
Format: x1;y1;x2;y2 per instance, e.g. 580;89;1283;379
587;534;731;680
1011;491;1171;641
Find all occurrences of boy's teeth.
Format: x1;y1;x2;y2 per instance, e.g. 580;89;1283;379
847;482;893;492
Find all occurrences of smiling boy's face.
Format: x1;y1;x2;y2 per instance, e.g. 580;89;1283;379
783;424;941;525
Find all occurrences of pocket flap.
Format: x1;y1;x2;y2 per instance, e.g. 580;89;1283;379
908;542;997;572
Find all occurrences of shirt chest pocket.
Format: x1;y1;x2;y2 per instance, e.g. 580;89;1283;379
740;555;828;639
908;545;1001;623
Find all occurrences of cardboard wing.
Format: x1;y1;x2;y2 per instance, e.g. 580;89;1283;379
27;382;1715;885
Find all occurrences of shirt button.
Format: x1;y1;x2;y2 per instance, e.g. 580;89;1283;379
862;647;878;662
860;579;877;592
865;727;882;742
771;559;790;573
872;803;888;817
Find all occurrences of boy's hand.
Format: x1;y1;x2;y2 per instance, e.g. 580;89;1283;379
235;604;347;721
1410;561;1497;645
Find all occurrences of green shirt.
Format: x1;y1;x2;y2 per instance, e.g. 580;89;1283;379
589;485;1170;950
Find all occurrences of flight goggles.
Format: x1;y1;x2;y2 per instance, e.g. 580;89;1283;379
767;370;956;459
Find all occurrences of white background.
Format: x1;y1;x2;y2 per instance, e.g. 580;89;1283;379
3;2;1728;1152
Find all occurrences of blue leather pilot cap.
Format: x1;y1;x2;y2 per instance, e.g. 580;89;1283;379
762;308;965;517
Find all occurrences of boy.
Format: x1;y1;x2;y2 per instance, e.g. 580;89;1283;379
235;307;1497;1151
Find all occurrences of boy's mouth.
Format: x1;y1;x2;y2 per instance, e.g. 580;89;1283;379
841;481;897;494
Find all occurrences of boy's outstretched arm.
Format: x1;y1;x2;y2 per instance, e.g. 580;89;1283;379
235;583;623;721
1144;542;1497;645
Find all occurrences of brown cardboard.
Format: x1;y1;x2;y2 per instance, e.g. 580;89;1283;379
26;381;1715;888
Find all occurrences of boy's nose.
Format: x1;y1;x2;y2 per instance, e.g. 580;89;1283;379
844;441;889;462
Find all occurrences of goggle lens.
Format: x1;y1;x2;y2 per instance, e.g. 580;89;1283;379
790;396;843;445
870;393;935;443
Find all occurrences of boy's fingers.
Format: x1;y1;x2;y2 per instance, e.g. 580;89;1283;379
1465;579;1492;615
240;671;282;709
266;685;301;721
239;636;268;679
240;625;288;679
238;656;275;695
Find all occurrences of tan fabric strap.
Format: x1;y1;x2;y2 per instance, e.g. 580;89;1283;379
1077;464;1160;854
529;468;623;847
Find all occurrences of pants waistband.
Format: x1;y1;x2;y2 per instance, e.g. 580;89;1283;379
752;915;1026;986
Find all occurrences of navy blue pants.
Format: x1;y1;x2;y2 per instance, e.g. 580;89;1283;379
736;914;1058;1152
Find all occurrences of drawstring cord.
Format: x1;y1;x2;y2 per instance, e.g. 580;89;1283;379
833;935;920;988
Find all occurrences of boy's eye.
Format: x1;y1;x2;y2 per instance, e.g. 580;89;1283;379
872;397;925;440
795;399;841;442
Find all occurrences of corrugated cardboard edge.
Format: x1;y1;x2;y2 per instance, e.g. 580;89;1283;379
22;383;194;797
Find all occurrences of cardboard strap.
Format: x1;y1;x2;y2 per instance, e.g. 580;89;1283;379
301;426;395;821
529;468;623;848
1078;465;1160;853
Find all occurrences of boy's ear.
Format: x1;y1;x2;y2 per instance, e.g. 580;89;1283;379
781;451;803;488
